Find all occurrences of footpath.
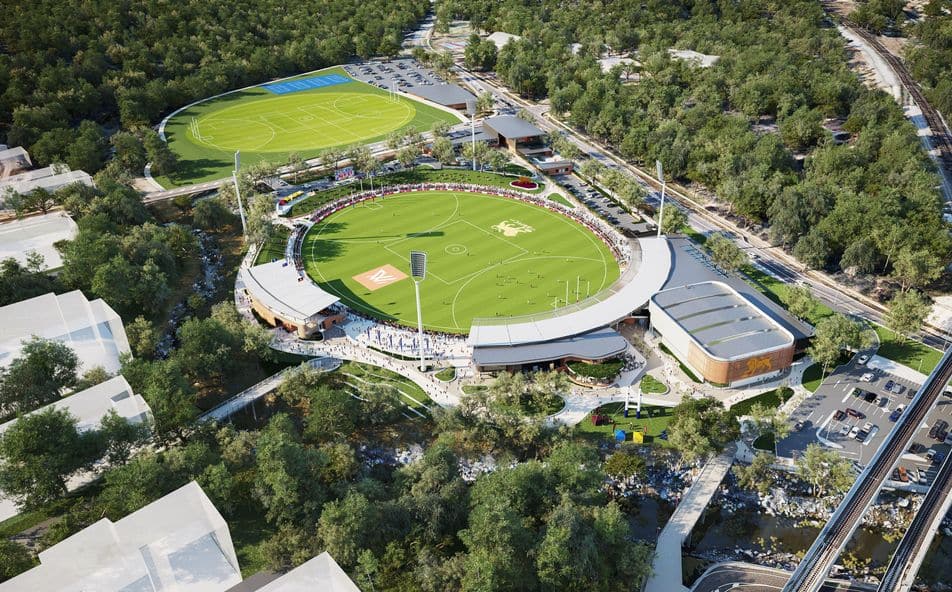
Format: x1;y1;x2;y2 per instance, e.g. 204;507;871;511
644;445;736;592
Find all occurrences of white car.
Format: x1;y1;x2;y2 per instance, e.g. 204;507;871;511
860;372;875;382
857;354;870;365
839;424;851;436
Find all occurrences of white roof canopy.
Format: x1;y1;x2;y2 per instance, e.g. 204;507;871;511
239;260;339;323
0;211;77;269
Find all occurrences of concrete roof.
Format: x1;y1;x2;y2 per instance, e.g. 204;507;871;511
483;115;545;139
0;211;77;269
1;481;241;592
0;375;150;436
406;83;475;107
240;553;360;592
0;169;94;196
651;281;794;360
663;236;813;341
469;236;671;347
487;32;521;50
0;147;31;170
239;260;340;323
473;326;628;366
0;290;130;373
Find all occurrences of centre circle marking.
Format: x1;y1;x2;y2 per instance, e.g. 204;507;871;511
445;243;468;255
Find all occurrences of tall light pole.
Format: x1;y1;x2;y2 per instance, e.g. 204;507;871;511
466;99;477;171
410;251;428;371
233;150;247;237
655;159;666;238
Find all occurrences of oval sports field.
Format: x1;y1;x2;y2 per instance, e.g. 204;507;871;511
300;190;621;333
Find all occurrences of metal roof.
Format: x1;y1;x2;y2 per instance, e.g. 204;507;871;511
483;115;545;139
0;211;77;269
469;236;671;346
406;83;475;106
651;281;794;360
239;260;340;323
473;326;628;366
239;553;360;592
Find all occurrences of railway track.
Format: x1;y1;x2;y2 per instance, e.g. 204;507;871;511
783;348;952;592
878;435;952;591
841;19;952;170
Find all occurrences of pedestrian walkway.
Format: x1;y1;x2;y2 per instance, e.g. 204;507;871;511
645;445;736;592
548;389;677;426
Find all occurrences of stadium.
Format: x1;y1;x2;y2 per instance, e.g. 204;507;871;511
157;67;462;186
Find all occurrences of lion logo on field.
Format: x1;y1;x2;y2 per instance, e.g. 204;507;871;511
493;219;534;237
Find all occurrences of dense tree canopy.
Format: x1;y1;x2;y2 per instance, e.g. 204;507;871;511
439;0;950;280
0;0;430;174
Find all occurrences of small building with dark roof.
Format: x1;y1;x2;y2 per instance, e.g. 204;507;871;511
482;115;546;152
406;83;476;110
649;281;796;387
472;326;629;373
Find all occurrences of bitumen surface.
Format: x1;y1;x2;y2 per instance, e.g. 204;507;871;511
691;563;876;592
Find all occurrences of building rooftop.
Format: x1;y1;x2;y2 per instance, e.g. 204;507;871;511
483;115;545;140
0;375;150;436
406;83;475;107
473;326;628;366
230;553;359;592
0;168;94;196
238;260;340;324
0;147;31;175
0;290;130;373
651;281;794;360
487;31;521;50
0;211;77;269
0;481;241;592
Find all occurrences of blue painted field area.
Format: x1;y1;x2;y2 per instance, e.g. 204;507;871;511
263;73;351;95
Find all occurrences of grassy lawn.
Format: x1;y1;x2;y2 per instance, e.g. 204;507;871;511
253;226;290;265
547;193;574;208
288;167;546;216
338;361;434;414
802;363;825;393
575;402;673;445
742;265;833;326
730;386;794;415
157;66;462;187
300;190;617;332
462;384;487;395
435;367;456;381
639;374;668;394
752;432;775;451
227;504;276;577
874;325;941;374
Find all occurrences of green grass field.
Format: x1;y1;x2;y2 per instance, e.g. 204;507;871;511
160;67;461;187
301;190;620;332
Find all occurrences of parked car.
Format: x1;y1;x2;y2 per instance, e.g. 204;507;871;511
877;396;889;407
897;466;909;482
834;409;847;421
863;391;878;403
846;408;865;419
889;382;905;395
885;380;896;391
849;426;861;439
889;405;905;422
857;354;870;365
840;424;852;436
929;420;949;440
861;372;876;382
909;442;926;454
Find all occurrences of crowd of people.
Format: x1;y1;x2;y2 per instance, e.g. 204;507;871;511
343;312;473;361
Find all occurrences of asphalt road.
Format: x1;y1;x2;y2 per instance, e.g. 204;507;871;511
692;563;875;592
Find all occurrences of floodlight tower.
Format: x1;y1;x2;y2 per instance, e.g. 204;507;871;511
410;251;428;371
655;159;666;238
466;99;477;171
233;150;247;237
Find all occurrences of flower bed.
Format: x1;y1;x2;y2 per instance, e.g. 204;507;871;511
510;177;538;190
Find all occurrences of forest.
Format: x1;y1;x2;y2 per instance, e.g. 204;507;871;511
0;0;428;174
439;0;950;284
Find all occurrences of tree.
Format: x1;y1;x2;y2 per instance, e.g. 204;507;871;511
97;409;151;465
808;313;868;375
604;451;646;480
397;144;421;168
705;233;748;271
476;91;495;114
143;130;177;176
430;136;456;165
785;284;819;321
486;149;509;172
192;197;237;231
305;385;360;442
431;120;452;139
317;491;379;568
434;52;455;78
793;230;832;270
121;357;197;442
733;451;775;495
255;414;325;525
886;290;931;341
579;159;604;184
0;338;78;417
0;540;34;581
891;247;943;292
796;443;853;497
747;401;791;444
321;147;345;173
668;398;739;465
0;408;98;509
661;205;688;233
461;141;490;169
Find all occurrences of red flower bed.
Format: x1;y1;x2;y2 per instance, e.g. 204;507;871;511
510;179;538;189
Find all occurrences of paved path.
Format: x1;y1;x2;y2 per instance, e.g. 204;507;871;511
645;445;736;592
